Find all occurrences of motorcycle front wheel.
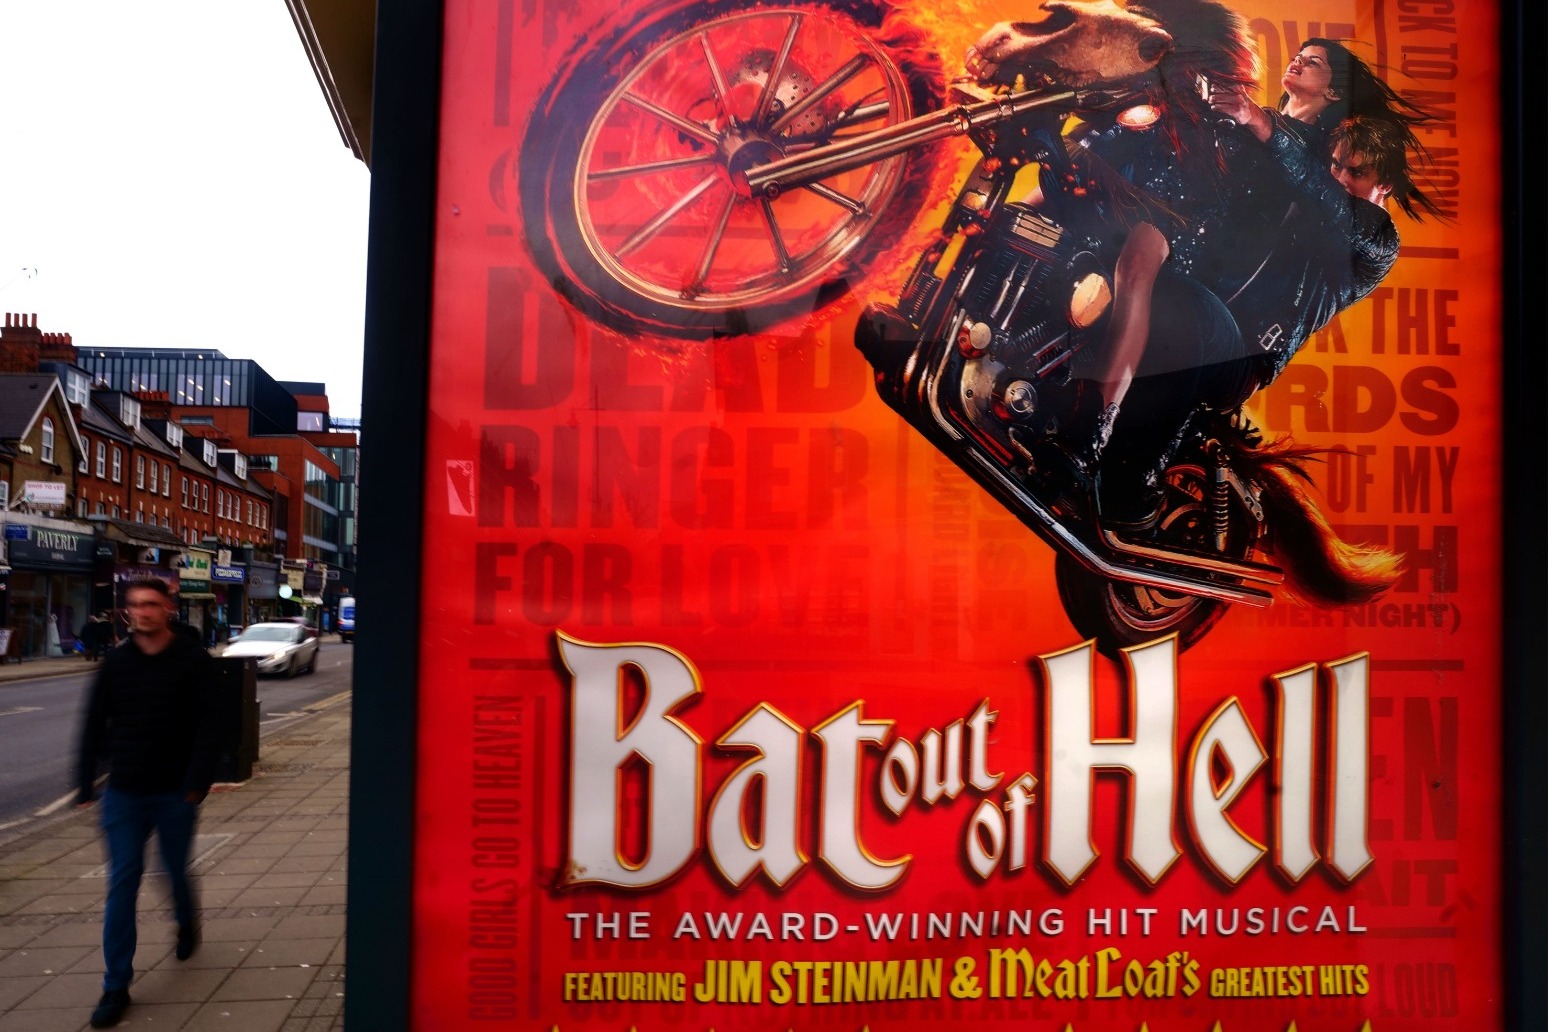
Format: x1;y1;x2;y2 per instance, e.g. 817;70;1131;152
519;0;944;338
1055;463;1255;658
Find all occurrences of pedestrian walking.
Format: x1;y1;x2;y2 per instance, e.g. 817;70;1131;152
75;578;223;1028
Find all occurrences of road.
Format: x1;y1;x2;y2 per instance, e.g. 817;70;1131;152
0;642;354;833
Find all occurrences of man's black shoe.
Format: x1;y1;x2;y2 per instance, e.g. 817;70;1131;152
176;922;200;960
90;988;131;1028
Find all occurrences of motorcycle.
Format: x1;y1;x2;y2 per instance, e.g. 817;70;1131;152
517;0;1391;655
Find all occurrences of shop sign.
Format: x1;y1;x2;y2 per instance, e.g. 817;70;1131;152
248;563;279;599
114;565;176;591
174;550;214;594
212;565;246;584
6;524;95;569
21;481;66;508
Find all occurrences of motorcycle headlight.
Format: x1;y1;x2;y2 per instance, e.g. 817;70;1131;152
1068;272;1112;328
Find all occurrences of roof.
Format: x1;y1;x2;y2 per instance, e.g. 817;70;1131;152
0;375;56;440
0;374;85;456
131;422;180;460
83;396;137;442
92;516;185;548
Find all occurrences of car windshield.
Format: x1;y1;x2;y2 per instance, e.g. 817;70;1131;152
239;625;299;642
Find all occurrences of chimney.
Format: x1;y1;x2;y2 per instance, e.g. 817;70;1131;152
136;390;172;420
38;330;75;364
0;312;42;373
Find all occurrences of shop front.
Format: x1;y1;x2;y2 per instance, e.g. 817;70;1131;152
91;519;186;634
173;547;219;645
212;557;246;643
1;518;95;660
246;560;279;627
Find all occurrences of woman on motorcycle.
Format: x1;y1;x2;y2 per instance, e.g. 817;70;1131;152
1053;36;1439;527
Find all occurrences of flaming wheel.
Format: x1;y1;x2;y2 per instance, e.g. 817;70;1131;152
520;0;943;337
1055;462;1256;657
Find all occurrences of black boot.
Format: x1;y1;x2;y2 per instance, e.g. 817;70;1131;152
1044;383;1120;484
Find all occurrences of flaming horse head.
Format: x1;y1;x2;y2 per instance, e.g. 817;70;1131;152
965;0;1258;98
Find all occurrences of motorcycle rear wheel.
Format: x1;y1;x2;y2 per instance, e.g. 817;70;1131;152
519;0;944;338
1055;463;1253;658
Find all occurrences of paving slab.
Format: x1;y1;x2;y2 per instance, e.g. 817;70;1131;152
0;696;351;1031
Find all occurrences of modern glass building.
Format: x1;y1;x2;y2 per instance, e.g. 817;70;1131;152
75;348;299;436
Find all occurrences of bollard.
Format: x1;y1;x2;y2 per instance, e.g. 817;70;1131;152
213;655;259;783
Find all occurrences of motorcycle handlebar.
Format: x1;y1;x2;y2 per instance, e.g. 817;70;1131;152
742;87;1132;200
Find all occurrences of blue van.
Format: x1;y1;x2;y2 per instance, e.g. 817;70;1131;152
337;596;356;643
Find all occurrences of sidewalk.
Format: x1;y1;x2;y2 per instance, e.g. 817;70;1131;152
0;679;350;1031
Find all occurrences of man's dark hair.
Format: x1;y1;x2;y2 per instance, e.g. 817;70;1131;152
1280;38;1445;221
1332;115;1435;221
123;577;172;600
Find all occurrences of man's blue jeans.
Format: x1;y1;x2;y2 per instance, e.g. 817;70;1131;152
99;786;199;991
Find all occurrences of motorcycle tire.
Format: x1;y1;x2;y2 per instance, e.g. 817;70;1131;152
519;0;945;339
1054;463;1250;659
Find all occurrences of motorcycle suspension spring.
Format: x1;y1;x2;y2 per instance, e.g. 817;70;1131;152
1211;465;1231;551
999;318;1060;361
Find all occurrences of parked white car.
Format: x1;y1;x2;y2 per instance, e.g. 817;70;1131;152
223;622;320;678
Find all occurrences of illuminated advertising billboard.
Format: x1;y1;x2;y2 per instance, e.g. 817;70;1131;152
378;0;1514;1027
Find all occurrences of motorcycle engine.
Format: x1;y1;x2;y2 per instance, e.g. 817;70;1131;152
951;204;1110;439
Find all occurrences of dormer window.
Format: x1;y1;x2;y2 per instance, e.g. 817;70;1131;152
119;396;141;430
65;371;90;406
234;455;247;480
166;423;184;449
203;439;217;467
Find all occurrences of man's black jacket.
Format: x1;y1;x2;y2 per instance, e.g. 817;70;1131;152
75;628;223;803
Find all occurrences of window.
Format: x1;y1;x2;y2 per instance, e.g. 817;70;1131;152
41;418;55;463
96;442;106;477
65;370;89;406
78;498;88;517
298;411;325;432
202;484;209;513
163;463;172;496
165;423;183;449
0;481;7;511
112;505;120;518
135;506;143;523
148;460;158;494
119;396;141;429
202;440;217;467
181;477;188;507
112;447;122;482
136;455;145;488
79;436;89;473
96;501;106;516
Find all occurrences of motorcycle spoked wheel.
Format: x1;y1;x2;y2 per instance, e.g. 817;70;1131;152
518;0;945;339
1055;463;1257;658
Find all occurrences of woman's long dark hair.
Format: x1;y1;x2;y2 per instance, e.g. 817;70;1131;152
1281;38;1445;220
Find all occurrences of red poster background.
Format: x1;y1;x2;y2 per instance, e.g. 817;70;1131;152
411;0;1503;1028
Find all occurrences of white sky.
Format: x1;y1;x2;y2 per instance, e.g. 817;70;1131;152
0;1;371;419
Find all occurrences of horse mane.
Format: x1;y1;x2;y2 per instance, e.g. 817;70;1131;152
1230;437;1404;606
1065;0;1259;229
1135;0;1259;97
